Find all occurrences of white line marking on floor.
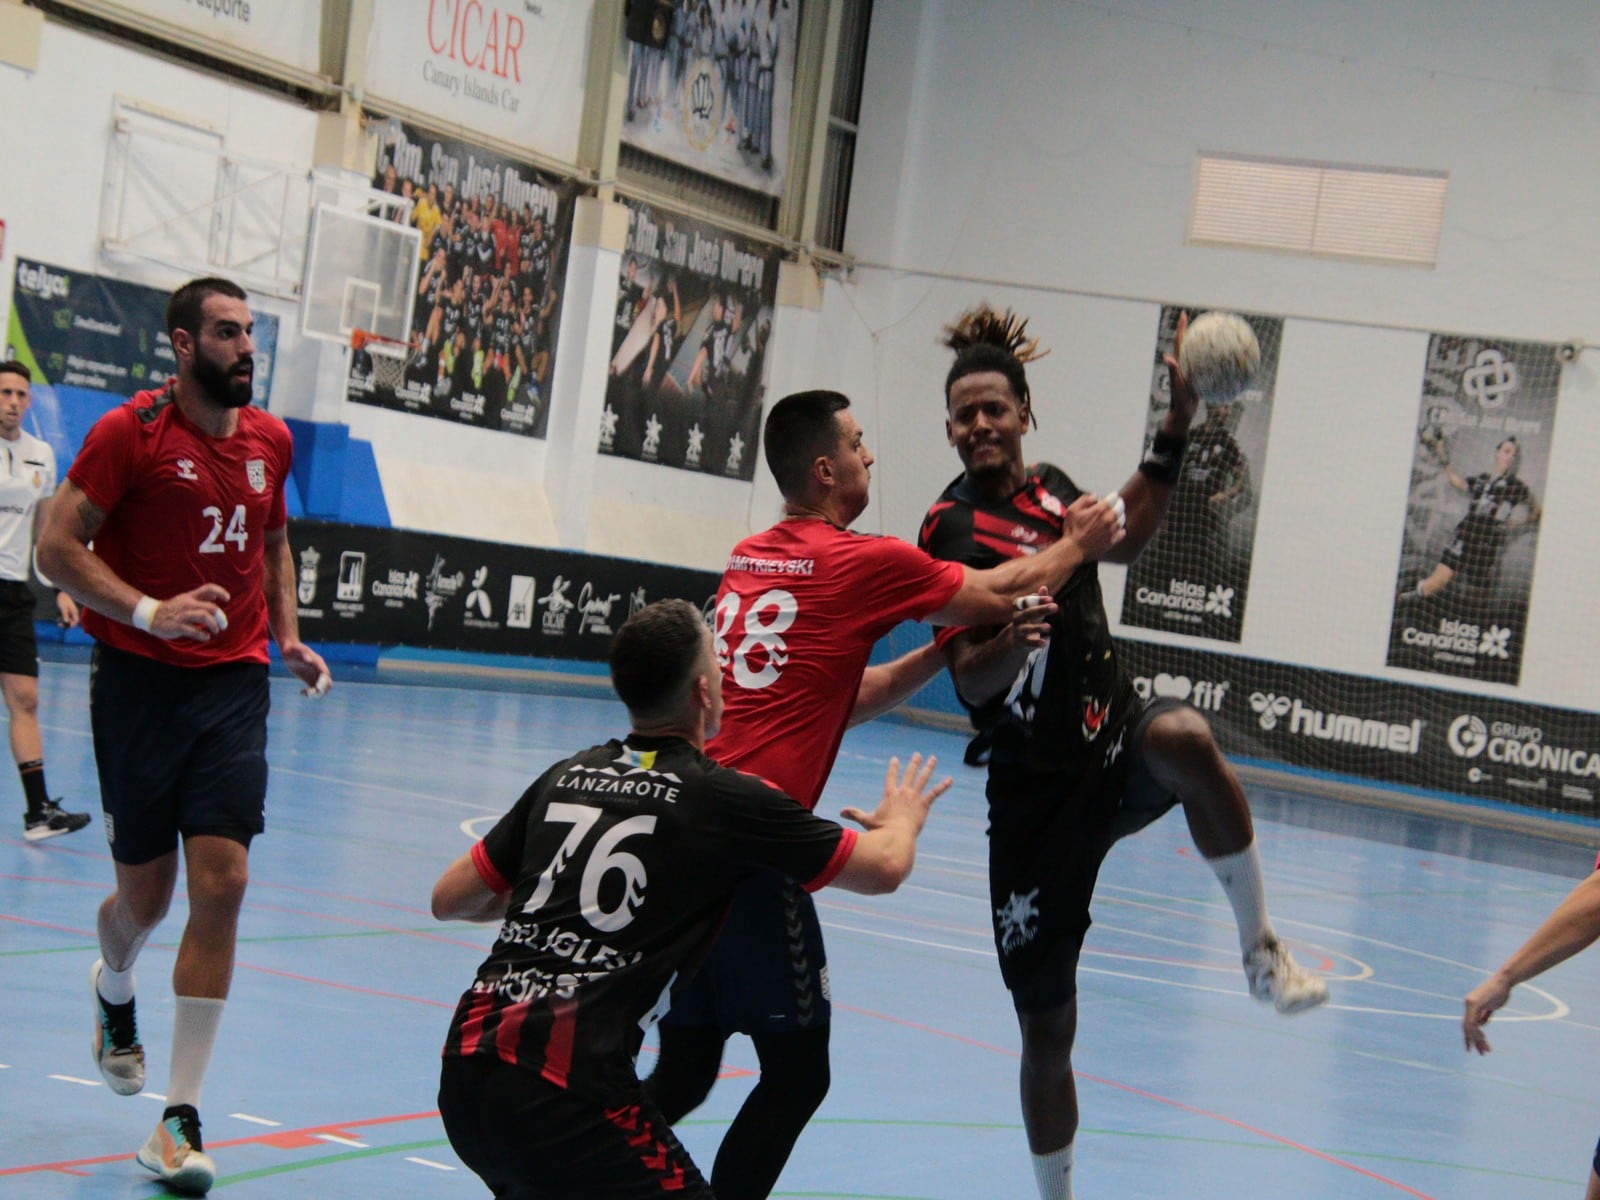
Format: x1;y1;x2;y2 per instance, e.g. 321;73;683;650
48;1074;102;1087
229;1113;282;1126
406;1157;456;1171
316;1133;369;1148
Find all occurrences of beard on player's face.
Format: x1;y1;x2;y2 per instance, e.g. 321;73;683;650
192;343;254;409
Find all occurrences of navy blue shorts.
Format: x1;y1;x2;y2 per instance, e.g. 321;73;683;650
89;642;270;865
439;1056;712;1200
988;699;1184;1013
660;869;831;1035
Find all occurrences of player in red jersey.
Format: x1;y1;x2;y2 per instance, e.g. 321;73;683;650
432;598;950;1199
919;306;1324;1200
642;388;1127;1200
38;277;331;1195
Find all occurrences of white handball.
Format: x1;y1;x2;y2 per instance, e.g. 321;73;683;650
1177;311;1260;406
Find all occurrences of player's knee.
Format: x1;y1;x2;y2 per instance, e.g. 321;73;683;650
754;1030;830;1115
1146;705;1220;767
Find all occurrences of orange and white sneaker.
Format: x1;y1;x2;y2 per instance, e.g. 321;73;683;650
136;1104;216;1195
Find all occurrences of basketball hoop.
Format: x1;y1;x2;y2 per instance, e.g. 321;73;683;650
351;328;418;392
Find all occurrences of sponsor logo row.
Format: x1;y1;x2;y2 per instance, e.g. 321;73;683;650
1131;670;1599;799
295;544;703;639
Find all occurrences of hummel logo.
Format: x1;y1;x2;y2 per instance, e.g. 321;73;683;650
175;459;198;480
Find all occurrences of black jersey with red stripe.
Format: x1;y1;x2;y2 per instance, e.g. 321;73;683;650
441;734;853;1102
919;463;1139;774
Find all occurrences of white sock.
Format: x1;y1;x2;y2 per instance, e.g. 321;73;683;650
1031;1142;1074;1200
97;961;136;1006
166;996;226;1110
1206;842;1275;953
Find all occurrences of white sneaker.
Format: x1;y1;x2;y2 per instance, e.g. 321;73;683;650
90;958;145;1095
136;1104;216;1194
1244;936;1328;1014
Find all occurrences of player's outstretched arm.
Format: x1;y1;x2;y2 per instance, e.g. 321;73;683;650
1463;869;1600;1054
432;850;512;923
929;497;1122;628
38;478;230;640
848;642;947;728
830;754;951;895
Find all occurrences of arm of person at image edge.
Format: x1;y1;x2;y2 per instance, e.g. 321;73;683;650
31;490;80;629
1463;866;1600;1054
430;752;954;924
940;316;1201;704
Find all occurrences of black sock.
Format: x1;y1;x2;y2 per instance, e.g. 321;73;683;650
19;760;48;816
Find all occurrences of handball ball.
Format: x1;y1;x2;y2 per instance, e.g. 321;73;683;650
1178;312;1260;405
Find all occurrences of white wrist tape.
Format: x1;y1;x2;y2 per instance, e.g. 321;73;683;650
131;595;159;633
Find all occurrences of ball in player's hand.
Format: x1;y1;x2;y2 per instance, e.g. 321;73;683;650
1178;311;1260;406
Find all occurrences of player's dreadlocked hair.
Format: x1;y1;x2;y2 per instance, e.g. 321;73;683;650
941;305;1048;429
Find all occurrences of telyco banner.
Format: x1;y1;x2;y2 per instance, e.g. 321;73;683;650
1118;639;1600;816
1388;334;1559;686
290;519;718;659
1120;306;1282;644
6;258;278;406
363;0;594;164
601;197;780;480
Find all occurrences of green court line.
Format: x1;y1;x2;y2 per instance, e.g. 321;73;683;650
211;1137;451;1187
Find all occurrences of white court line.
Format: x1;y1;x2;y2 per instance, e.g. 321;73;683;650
48;1074;102;1087
230;1113;282;1126
316;1133;369;1148
141;1092;169;1103
407;1157;457;1171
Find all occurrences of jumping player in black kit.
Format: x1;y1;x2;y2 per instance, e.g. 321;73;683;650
917;306;1326;1200
430;598;950;1200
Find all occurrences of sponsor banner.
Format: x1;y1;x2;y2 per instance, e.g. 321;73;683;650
290;519;718;659
1119;306;1282;643
1119;639;1600;814
363;0;593;164
6;259;278;406
350;122;579;438
600;197;778;481
620;0;798;197
1388;335;1558;685
58;0;324;73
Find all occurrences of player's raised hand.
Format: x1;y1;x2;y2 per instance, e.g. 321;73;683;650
841;753;951;834
1064;493;1126;560
141;583;232;641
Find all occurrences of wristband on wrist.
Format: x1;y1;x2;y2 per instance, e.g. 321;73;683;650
131;595;159;633
1138;430;1187;485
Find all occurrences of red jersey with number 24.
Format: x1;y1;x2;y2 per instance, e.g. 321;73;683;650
68;385;292;668
705;517;964;810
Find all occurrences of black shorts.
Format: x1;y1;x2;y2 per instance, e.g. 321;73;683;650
660;870;831;1035
0;580;40;677
987;699;1185;1013
89;642;270;865
439;1055;712;1200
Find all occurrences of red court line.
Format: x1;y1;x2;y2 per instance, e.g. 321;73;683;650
837;1002;1440;1200
1;1110;441;1177
236;963;456;1008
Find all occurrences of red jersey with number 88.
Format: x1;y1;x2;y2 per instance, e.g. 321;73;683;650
705;517;964;810
68;385;293;668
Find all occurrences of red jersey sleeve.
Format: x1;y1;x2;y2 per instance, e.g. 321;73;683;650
852;535;964;628
67;401;141;516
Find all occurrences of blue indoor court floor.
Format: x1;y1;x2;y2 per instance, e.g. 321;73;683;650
4;653;1599;1199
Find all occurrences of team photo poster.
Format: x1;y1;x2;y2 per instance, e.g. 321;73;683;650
1388;334;1560;686
347;120;578;439
600;197;780;481
620;0;798;198
1120;305;1283;645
